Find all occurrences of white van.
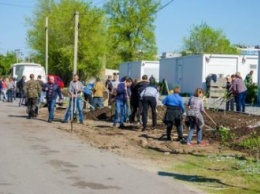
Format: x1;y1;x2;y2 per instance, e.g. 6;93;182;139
9;63;47;83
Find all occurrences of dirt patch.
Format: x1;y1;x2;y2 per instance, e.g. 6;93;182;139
38;106;260;159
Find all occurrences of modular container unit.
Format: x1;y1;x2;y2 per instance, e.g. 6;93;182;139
257;51;260;104
159;54;258;95
119;61;160;82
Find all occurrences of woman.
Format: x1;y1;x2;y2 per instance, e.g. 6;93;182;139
7;77;15;102
1;78;8;102
162;87;185;141
186;88;206;146
232;72;247;112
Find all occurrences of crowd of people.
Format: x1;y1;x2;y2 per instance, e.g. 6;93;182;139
0;77;16;102
0;70;254;145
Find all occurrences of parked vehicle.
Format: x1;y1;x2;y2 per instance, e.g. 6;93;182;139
47;74;65;89
9;62;46;83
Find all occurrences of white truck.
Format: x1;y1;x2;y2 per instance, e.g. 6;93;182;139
9;62;47;83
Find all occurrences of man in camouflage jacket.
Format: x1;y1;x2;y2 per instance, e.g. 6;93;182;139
23;74;42;119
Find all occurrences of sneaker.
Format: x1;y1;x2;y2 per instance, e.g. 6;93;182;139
112;123;117;127
141;128;147;132
119;124;126;129
48;120;52;123
197;142;208;146
62;120;68;123
180;139;187;144
80;121;84;124
166;137;172;141
187;142;192;146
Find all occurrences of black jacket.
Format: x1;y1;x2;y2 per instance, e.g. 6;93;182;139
130;81;149;105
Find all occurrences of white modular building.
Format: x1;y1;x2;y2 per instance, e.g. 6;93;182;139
257;51;260;103
119;60;160;81
159;54;258;95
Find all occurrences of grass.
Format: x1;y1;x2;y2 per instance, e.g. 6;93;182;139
143;144;260;193
161;154;260;194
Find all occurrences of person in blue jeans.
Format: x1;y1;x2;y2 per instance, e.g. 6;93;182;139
43;76;63;123
63;74;84;124
113;77;132;129
0;77;2;101
232;72;247;112
186;88;206;146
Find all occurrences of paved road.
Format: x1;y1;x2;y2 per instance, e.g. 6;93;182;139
0;101;203;194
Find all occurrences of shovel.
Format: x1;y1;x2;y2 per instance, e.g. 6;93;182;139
204;111;217;125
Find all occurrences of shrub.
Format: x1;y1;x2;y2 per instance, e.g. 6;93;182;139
245;83;258;104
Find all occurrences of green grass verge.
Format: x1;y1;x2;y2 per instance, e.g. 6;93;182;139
163;154;260;194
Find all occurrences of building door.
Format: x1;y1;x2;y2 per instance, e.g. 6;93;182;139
176;59;183;88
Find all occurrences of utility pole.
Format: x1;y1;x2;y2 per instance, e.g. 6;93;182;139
73;11;79;76
15;49;20;63
45;17;49;76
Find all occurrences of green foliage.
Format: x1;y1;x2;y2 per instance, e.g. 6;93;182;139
240;136;260;151
245;83;258;104
182;22;239;55
0;52;17;76
27;0;107;84
218;126;235;149
104;0;160;69
239;131;260;161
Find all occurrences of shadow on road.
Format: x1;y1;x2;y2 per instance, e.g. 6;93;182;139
8;115;28;118
157;171;252;192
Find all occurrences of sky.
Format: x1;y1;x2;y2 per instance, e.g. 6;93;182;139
0;0;259;57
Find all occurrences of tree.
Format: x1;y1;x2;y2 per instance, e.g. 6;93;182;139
0;52;16;76
182;23;238;55
26;0;107;84
104;0;160;69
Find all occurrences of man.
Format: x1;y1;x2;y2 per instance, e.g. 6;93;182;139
0;77;2;101
140;83;159;131
37;75;44;87
92;78;106;109
129;75;149;123
17;76;26;106
37;75;45;103
112;73;120;89
113;77;132;129
149;75;156;85
23;74;42;119
244;70;253;85
63;74;84;124
43;76;63;123
232;72;247;112
105;75;113;93
83;82;94;109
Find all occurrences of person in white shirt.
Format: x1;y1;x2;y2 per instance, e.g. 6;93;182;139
140;84;159;131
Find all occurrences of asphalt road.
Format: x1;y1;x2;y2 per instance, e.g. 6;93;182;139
0;101;203;194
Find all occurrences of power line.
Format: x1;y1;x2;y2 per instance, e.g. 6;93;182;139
0;2;33;9
157;0;175;12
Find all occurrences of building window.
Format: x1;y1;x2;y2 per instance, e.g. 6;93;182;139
250;64;257;69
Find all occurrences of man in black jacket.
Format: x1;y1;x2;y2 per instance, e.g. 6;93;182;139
17;76;26;106
130;75;149;123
